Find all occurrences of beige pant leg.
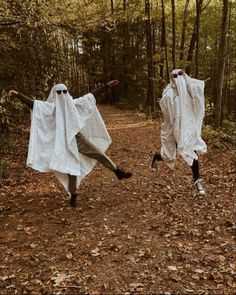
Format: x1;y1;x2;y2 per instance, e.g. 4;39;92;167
68;133;117;194
76;133;117;171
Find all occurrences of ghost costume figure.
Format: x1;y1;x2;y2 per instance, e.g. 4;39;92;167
151;69;207;195
9;82;132;206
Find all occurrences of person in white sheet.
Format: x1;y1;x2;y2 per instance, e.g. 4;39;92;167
151;69;207;195
8;81;132;207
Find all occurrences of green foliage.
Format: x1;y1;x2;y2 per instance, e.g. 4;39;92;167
0;91;25;127
0;160;11;187
0;91;11;127
0;91;26;157
221;120;236;144
0;0;235;125
203;122;236;145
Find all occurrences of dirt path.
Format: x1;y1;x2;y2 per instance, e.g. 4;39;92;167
0;105;235;294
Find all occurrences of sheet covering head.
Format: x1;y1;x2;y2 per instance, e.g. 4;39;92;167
170;69;190;96
171;68;184;79
27;85;112;193
47;83;69;102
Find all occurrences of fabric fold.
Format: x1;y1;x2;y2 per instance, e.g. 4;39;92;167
27;84;111;193
160;70;207;169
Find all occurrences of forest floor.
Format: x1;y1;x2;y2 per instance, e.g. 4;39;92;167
0;105;235;295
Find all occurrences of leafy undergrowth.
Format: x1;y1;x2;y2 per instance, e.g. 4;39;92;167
0;105;235;294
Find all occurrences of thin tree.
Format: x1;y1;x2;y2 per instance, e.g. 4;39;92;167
171;0;176;69
180;0;190;61
186;0;211;75
195;0;201;77
214;0;229;127
111;0;114;14
160;0;169;81
123;0;126;11
145;0;155;114
185;0;203;75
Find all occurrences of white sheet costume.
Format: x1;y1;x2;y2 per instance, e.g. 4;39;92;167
27;84;112;192
159;69;207;169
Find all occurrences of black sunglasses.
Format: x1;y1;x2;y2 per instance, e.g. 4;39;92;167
56;90;67;94
172;71;183;78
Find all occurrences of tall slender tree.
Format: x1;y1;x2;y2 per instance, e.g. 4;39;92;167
214;0;229;127
111;0;114;14
171;0;176;69
195;0;202;77
160;0;169;81
186;0;203;75
145;0;155;114
180;0;190;61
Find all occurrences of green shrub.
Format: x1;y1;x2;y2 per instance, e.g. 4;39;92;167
0;160;11;187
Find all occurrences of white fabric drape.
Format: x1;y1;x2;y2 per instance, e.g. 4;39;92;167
159;70;207;169
27;84;112;192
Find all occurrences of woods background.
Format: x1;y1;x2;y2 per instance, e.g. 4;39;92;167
0;2;235;293
0;0;235;138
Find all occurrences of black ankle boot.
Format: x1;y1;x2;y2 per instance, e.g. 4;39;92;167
151;153;161;170
115;167;132;180
70;193;78;207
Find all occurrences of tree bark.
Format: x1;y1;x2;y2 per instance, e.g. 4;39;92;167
160;0;169;81
171;0;176;69
145;0;155;114
195;0;201;77
180;0;190;61
185;0;203;75
123;0;126;11
214;0;229;127
110;0;114;14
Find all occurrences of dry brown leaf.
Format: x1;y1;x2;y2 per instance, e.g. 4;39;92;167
51;273;68;287
168;265;178;271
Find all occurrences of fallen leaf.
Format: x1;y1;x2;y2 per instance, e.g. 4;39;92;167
218;255;226;263
51;273;68;286
66;253;73;259
130;283;144;292
91;247;100;257
209;271;224;282
168;265;178;271
1;274;16;281
30;243;37;249
195;269;204;274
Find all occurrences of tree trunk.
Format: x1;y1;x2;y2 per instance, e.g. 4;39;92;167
145;0;155;114
160;0;169;81
123;0;126;11
195;0;201;78
214;0;229;127
152;21;156;80
121;0;129;102
171;0;176;69
180;0;190;61
185;0;203;75
110;0;114;14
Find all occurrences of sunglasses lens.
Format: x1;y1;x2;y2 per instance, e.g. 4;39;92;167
173;74;177;78
178;71;183;76
56;90;67;94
